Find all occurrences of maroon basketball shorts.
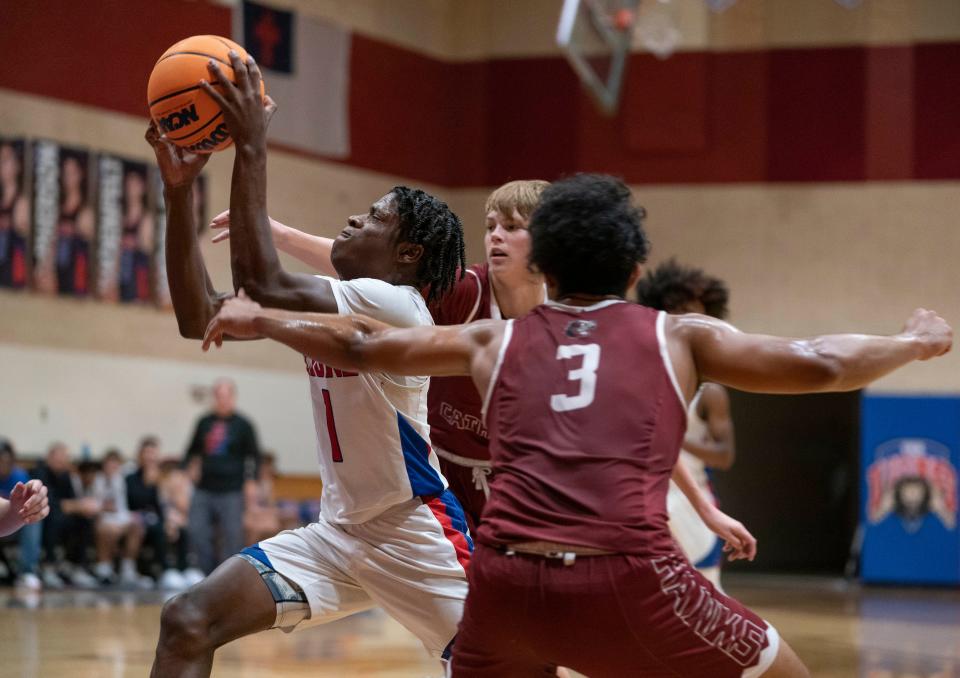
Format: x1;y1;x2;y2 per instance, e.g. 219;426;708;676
438;457;488;534
452;544;780;677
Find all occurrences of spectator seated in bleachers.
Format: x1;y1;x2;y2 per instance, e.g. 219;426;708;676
127;436;189;590
91;449;151;588
33;442;99;588
158;457;202;586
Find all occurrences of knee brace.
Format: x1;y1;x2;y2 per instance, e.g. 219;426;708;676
236;552;310;632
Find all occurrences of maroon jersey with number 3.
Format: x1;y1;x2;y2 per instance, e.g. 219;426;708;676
478;300;687;554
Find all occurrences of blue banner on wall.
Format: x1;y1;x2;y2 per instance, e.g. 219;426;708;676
861;395;960;585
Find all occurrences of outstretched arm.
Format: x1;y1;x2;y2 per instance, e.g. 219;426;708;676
671;308;952;396
146;124;226;339
210;211;337;276
202;292;502;380
682;383;735;470
201;53;338;312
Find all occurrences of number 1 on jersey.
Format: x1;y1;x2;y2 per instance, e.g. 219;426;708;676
322;388;344;462
550;344;601;412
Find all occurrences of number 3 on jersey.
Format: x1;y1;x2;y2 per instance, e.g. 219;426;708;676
550;344;601;412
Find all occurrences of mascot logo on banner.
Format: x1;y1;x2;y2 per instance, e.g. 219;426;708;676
867;438;957;533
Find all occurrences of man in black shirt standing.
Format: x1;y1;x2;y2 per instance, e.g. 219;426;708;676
184;378;260;575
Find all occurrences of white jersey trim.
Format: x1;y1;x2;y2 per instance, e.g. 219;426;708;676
464;269;483;323
481;319;515;423
742;622;781;678
656;311;688;409
545;298;625;313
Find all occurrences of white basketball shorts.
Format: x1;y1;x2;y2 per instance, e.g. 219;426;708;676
244;488;472;659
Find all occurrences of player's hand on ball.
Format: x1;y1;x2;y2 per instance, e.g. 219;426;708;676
10;480;49;526
201;52;277;148
701;504;756;562
145;122;210;189
203;288;264;350
901;308;952;360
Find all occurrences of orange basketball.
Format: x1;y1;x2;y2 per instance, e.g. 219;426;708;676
147;35;266;153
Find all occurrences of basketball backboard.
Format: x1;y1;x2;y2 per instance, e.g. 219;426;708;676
557;0;640;115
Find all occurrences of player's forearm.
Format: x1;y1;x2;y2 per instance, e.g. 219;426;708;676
250;310;473;377
681;438;735;470
229;143;287;297
274;224;336;276
671;461;713;515
253;309;383;371
802;333;926;391
164;185;221;339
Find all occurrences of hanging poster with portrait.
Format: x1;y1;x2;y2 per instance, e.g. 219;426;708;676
153;170;206;308
97;155;155;303
32;141;96;297
0;137;31;290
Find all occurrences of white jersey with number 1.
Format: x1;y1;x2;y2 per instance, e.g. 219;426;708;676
306;276;448;524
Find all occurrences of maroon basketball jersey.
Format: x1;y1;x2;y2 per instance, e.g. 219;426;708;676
477;300;688;555
428;264;496;461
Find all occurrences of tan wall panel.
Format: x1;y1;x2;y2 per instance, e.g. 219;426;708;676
328;0;960;60
282;0;960;60
636;182;960;391
216;0;458;59
0;343;319;473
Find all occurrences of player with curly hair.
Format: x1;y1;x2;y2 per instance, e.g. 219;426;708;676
208;175;552;531
147;53;471;677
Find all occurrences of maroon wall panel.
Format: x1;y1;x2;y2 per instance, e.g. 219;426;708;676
0;0;230;118
482;57;581;185
1;1;958;186
766;47;867;181
865;47;914;180
577;51;768;183
347;35;461;186
914;43;960;179
622;53;709;154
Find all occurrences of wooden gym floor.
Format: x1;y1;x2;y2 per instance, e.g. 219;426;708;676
1;574;957;677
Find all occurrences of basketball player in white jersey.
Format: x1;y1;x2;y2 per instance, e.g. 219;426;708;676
206;180;552;530
146;53;472;676
637;259;735;588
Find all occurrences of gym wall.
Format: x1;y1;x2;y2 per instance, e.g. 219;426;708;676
0;0;957;473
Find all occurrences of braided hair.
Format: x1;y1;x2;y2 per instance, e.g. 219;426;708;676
635;258;729;319
391;186;465;303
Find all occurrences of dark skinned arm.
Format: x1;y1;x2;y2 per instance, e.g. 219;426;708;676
682;383;735;471
670;308;952;398
200;291;496;379
201;52;338;313
145;124;228;339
